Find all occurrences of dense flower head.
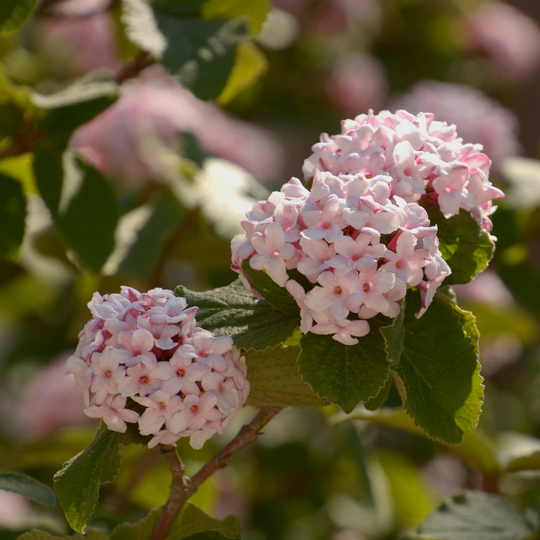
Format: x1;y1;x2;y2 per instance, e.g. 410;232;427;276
67;287;250;449
232;109;504;345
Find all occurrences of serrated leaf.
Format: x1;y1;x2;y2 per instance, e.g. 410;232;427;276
418;491;533;540
0;473;55;509
110;503;239;540
54;421;150;533
217;41;267;105
245;345;328;408
241;260;300;316
364;377;392;411
15;531;108;540
0;0;37;34
333;407;500;473
154;15;249;100
202;0;270;36
0;172;26;258
177;279;299;351
112;190;184;279
297;319;391;414
429;207;495;285
392;291;483;445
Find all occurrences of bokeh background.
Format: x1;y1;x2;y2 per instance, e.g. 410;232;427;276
3;0;540;539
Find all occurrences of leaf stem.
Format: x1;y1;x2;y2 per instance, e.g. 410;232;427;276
150;406;282;540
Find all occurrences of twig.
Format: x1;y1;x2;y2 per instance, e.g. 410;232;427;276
150;406;282;540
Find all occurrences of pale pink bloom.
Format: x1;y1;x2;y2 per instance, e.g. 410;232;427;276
380;231;428;286
465;2;540;82
169;393;222;433
117;362;164;397
156;353;210;396
84;395;139;433
111;329;157;368
133;391;184;436
136;316;181;350
250;222;296;287
301;196;347;243
296;237;336;281
90;347;126;405
432;164;469;218
310;316;370;346
285;280;314;333
344;268;396;314
326;55;388;116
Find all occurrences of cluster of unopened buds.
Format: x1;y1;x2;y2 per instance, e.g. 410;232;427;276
67;287;250;449
232;109;504;345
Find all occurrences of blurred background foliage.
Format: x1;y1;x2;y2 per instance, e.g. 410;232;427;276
3;0;540;539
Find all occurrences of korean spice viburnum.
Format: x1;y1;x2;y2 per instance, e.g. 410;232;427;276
66;287;250;449
231;109;504;346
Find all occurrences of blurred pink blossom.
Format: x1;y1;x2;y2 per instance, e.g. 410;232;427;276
326;56;388;116
453;270;514;306
36;0;121;77
465;2;540;82
0;490;31;528
393;81;519;169
70;67;285;186
17;354;95;437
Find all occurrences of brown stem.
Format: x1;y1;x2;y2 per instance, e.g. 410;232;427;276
150;406;282;540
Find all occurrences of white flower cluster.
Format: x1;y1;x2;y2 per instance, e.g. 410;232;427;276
232;110;504;345
67;287;250;449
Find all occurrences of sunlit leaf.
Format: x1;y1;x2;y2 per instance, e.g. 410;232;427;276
217;41;267;105
0;473;55;509
418;491;533;540
245;344;328;408
429;207;495;285
202;0;270;36
54;421;150;533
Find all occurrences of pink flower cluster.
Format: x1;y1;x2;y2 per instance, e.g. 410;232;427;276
66;287;250;449
231;110;504;345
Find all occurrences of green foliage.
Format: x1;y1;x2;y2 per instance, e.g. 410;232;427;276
417;491;533;540
392;291;483;444
53;421;150;533
0;0;37;34
14;531;108;540
201;0;270;36
241;260;300;316
245;344;328;408
177;279;300;351
0;472;55;509
297;326;391;414
429;207;495;285
116;191;185;280
0;172;26;258
109;503;240;540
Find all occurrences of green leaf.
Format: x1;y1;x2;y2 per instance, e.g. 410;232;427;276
110;503;240;540
0;173;26;258
392;291;483;445
332;407;501;474
245;345;328;408
364;377;393;411
57;156;119;273
33;144;64;217
0;0;37;34
217;41;267;105
155;15;249;100
202;0;270;36
184;533;239;540
14;531;108;540
418;491;533;540
176;279;299;351
113;190;184;279
0;472;55;509
297;319;391;414
380;299;406;365
0;101;23;139
54;421;150;533
429;207;495;285
241;260;300;316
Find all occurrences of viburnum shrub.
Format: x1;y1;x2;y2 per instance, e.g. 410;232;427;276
56;109;502;540
232;109;504;345
67;286;250;449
